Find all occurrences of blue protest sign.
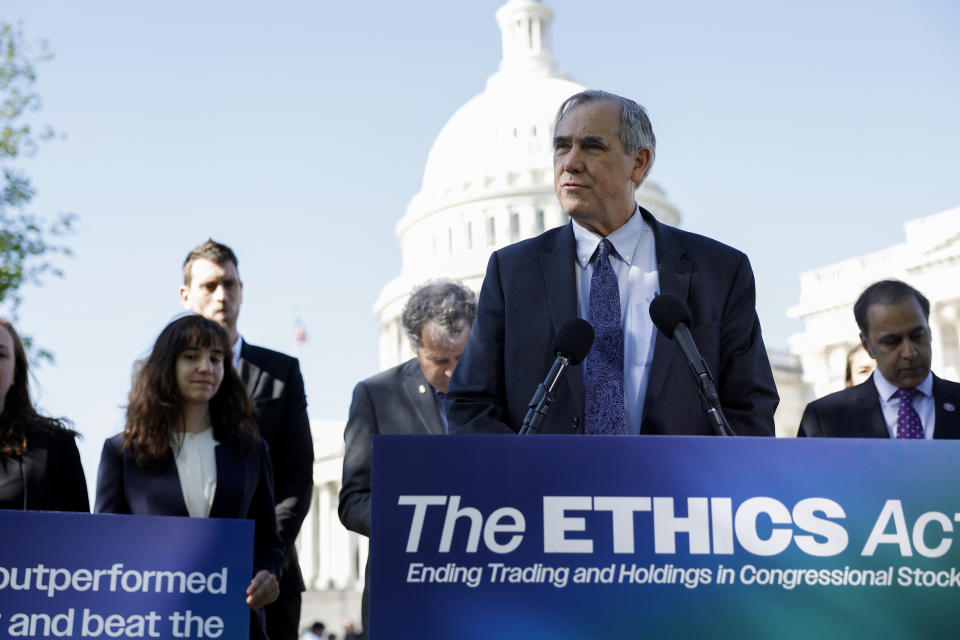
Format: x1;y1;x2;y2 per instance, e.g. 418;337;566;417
0;511;253;639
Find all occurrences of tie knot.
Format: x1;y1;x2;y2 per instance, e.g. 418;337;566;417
596;238;613;261
895;387;917;402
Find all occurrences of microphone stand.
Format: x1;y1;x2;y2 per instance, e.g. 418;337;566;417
519;354;570;435
673;323;734;437
694;369;733;437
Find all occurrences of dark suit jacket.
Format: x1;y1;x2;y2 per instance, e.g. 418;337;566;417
95;433;284;640
239;341;313;594
1;427;90;512
339;358;445;537
94;433;284;578
446;208;778;436
797;374;960;438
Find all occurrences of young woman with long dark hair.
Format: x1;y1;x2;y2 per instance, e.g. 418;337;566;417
95;315;282;639
0;318;89;511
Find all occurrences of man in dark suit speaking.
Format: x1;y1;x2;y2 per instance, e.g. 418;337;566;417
339;280;476;635
445;90;778;436
180;240;314;640
799;280;960;439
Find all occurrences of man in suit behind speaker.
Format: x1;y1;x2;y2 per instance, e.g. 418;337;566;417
799;279;960;439
180;240;314;640
445;90;778;437
338;280;476;637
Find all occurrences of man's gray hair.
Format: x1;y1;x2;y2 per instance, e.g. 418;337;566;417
554;89;656;185
402;280;477;350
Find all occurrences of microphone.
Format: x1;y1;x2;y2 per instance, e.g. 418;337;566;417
519;318;595;435
648;294;734;436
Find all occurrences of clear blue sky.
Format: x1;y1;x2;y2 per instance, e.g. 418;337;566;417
5;0;959;484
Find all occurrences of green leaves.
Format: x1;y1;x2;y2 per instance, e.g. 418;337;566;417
0;20;75;363
0;203;76;311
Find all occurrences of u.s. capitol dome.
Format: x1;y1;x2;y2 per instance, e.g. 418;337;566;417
374;0;682;368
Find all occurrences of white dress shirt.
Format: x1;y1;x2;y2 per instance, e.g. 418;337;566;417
172;428;218;517
872;370;935;439
572;206;660;434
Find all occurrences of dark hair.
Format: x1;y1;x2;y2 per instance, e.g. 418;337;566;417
844;343;872;387
401;280;477;350
853;280;930;336
182;239;239;286
0;319;77;456
123;315;256;467
554;89;657;184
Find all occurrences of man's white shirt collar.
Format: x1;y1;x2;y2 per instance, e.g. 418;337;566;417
872;368;933;400
572;204;649;267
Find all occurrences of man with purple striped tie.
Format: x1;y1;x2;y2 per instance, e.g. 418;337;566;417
799;280;960;439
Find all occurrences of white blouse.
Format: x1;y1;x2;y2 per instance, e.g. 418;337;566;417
171;428;218;518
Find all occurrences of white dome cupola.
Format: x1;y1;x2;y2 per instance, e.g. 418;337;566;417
493;0;559;79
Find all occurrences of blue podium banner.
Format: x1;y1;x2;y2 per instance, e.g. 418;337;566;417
0;511;253;639
371;435;960;639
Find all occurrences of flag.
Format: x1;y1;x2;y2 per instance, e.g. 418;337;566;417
294;319;307;344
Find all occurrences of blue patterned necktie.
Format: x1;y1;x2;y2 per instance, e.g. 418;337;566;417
435;390;449;433
895;388;923;439
584;239;626;434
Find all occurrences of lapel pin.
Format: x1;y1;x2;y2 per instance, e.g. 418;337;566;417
944;402;956;412
418;384;427;394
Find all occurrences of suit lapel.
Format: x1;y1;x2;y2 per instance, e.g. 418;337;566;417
237;342;261;398
932;375;960;439
540;224;579;334
643;210;691;421
157;448;191;515
539;224;583;417
852;378;889;438
402;362;446;435
19;439;49;509
210;442;240;517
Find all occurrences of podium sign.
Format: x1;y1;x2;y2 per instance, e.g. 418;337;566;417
371;435;959;639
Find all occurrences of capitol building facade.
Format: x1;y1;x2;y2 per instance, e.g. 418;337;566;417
292;0;959;627
299;0;687;622
789;206;960;399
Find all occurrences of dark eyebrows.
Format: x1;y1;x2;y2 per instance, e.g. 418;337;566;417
182;346;225;354
580;134;610;148
199;276;238;288
553;133;610;150
877;325;929;344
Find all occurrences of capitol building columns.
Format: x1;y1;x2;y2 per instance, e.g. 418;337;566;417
296;421;364;593
931;301;960;380
300;2;688;621
790;207;960;397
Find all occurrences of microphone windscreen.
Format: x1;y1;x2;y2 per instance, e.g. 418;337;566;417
649;294;692;339
552;318;595;365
